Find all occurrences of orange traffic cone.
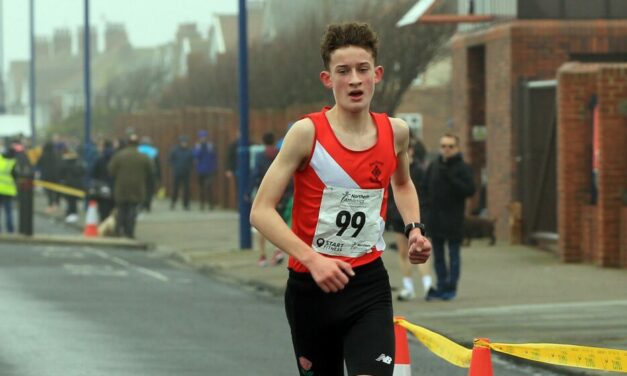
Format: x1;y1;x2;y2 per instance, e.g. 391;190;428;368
83;200;99;237
468;338;494;376
393;317;411;376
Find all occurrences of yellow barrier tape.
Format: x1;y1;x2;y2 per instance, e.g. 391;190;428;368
34;180;85;198
491;342;627;373
394;318;472;368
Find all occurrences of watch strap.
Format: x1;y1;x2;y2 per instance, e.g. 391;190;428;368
404;222;426;237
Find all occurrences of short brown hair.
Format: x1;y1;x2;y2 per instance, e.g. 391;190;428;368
320;22;379;70
441;133;460;146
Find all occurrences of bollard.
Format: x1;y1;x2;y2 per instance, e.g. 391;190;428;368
15;148;34;236
17;172;34;236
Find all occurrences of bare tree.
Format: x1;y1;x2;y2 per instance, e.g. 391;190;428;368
100;64;170;113
369;1;455;114
50;64;170;137
161;0;454;115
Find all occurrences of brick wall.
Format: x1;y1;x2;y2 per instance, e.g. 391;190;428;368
395;85;452;154
558;63;627;268
557;63;597;263
595;65;627;267
581;206;598;263
622;207;627;267
485;32;513;237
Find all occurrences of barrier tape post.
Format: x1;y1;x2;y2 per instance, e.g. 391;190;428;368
393;316;411;376
468;338;493;376
83;200;99;237
468;338;494;376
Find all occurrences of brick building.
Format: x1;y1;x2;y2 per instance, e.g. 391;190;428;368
449;0;627;267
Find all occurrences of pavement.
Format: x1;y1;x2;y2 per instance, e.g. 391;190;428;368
4;193;627;375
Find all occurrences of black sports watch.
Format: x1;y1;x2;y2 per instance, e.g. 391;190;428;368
404;222;426;238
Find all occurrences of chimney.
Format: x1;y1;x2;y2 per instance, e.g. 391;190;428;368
105;23;130;52
52;28;72;56
176;23;200;42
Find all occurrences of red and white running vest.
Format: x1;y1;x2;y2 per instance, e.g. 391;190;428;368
288;108;398;272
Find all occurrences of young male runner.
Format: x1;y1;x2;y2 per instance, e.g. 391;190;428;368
250;22;431;376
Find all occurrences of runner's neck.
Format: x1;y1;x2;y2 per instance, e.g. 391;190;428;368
326;106;374;134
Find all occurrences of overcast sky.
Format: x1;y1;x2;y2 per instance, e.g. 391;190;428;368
2;0;239;75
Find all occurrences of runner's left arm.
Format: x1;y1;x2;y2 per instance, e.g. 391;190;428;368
389;117;431;264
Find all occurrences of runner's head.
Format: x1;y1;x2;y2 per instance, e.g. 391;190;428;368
319;22;383;113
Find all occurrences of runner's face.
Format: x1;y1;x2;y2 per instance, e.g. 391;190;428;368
320;46;383;113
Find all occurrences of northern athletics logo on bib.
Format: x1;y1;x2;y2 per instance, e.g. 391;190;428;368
312;186;384;258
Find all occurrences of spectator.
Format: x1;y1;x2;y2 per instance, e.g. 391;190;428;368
193;130;218;210
90;140;116;222
138;136;161;212
36;141;62;213
387;141;433;301
59;148;86;223
0;143;17;233
250;132;278;267
225;132;241;208
225;131;239;181
108;134;153;238
169;136;194;210
422;133;475;301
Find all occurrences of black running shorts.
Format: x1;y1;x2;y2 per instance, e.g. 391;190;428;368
284;257;395;376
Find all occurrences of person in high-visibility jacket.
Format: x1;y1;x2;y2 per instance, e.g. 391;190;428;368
0;146;17;233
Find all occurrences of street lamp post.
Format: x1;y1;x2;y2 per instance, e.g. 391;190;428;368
237;0;251;249
83;0;92;147
29;0;36;144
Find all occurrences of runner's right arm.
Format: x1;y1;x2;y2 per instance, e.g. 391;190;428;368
250;119;355;293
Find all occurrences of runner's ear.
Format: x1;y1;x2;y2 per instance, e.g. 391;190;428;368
320;71;333;89
374;66;384;84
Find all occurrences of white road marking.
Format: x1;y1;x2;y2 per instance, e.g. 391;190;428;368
63;248;170;282
42;248;86;259
135;266;170;282
63;264;129;277
418;299;627;317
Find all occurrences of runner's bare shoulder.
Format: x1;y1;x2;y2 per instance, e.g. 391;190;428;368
388;117;410;154
280;118;316;169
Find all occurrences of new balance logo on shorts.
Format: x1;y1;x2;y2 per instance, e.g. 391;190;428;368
375;354;393;364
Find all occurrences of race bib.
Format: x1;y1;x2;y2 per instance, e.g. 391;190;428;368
312;186;384;257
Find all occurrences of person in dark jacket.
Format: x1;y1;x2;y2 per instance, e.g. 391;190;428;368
169;136;194;210
193;130;217;210
36;141;62;213
138;136;161;212
225;132;240;208
422;133;475;301
59;149;86;223
90;139;115;221
108;134;153;238
250;132;278;267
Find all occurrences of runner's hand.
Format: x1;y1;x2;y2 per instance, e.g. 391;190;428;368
307;254;355;293
408;231;431;264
